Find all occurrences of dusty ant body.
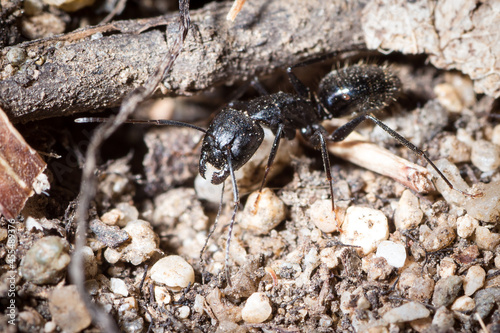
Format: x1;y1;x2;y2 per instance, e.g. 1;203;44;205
77;60;474;284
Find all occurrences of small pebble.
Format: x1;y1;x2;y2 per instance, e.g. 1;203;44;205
20;236;70;285
49;285;92;332
240;188;286;235
434;83;463;112
193;294;206;314
432;306;454;330
320;247;339;269
154;286;171;306
419;225;455;252
495;254;500;269
89;219;129;248
463;265;485;296
451;295;475;312
375;241;406;268
307;199;339;233
474;287;500;319
0;228;7;241
492;124;500;146
464;181;500;223
6;47;26;66
432;275;462;307
456;214;479;238
471;139;500;172
104;220;158;265
340;206;389;255
101;209;123;226
110;278;129;297
81;246;98;278
438;135;470;163
382;302;430;323
44;321;57;333
473;226;500;251
242;292;272;323
362;255;393;281
398;267;434;302
150;255;195;291
394;190;423;230
437;257;456;278
18;308;44;332
177;305;190;319
118;297;138;313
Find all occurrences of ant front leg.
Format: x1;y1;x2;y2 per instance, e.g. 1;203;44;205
252;124;285;212
329;113;478;198
311;126;341;230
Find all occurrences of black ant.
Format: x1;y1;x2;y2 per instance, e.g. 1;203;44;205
76;60;477;285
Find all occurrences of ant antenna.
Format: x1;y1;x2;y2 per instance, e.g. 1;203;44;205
75;117;208;134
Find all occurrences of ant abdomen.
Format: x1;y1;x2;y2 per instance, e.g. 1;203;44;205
318;65;402;118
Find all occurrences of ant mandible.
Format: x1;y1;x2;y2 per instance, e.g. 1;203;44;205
76;59;475;284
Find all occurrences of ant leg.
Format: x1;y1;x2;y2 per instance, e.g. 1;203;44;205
365;115;477;197
224;148;240;287
253;124;284;211
200;182;225;284
314;127;340;229
329;114;477;197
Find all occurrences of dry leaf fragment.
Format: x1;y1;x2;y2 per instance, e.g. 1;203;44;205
0;107;48;219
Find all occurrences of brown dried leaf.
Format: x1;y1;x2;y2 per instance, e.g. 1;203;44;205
0;107;48;219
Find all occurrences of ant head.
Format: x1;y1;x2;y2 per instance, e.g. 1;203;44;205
199;108;264;184
317;65;401;118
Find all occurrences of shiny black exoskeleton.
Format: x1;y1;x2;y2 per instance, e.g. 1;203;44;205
77;62;468;285
198;64;401;195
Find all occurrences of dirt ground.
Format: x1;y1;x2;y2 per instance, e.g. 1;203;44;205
1;1;500;333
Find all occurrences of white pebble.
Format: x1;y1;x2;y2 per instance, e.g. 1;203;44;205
473;226;500;251
240;188;286;235
439;134;470;163
121;220;159;265
438;257;457;278
82;246;98;278
382;302;430;323
177;306;190;319
340;206;389;255
492;124;500;146
308;199;340;233
464;181;500;223
394;190;423;230
376;241;406;268
320;247;339;269
242;292;272;323
419;225;455;252
154;286;171;306
471;140;500;172
463;265;485;296
104;248;121;264
456;214;479;238
451;295;475;312
434;83;463;112
110;278;129;297
150;255;195;291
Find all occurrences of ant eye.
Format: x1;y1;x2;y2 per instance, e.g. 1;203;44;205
342;94;350;101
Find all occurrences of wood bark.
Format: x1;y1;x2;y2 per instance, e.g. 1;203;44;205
0;0;367;123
